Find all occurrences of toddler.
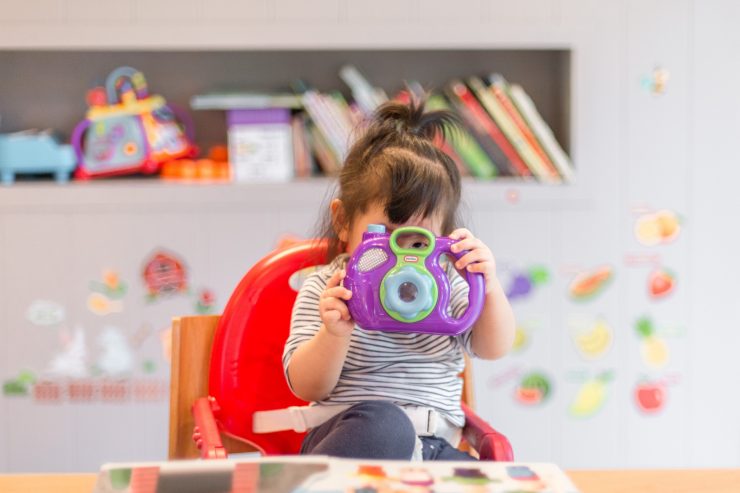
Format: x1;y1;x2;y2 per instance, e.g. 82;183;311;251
283;96;515;461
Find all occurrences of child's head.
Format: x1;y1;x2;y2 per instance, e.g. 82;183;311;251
320;95;463;258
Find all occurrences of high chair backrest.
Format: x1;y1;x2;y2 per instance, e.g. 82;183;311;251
208;240;328;455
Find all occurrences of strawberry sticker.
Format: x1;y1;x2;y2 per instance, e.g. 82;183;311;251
648;269;676;299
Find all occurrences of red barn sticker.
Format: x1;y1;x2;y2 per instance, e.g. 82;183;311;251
142;250;189;301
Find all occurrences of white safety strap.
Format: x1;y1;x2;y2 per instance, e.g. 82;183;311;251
253;404;462;447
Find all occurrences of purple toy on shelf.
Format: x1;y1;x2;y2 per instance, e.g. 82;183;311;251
344;225;484;336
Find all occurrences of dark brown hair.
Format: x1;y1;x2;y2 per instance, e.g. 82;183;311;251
318;94;464;259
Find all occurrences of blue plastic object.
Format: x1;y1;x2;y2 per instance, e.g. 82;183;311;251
0;132;76;185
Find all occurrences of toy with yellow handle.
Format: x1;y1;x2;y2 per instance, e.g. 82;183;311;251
72;66;196;179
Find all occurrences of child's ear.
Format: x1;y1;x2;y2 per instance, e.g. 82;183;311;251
330;199;349;243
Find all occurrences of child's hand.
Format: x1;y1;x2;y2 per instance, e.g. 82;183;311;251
449;228;499;295
320;270;355;337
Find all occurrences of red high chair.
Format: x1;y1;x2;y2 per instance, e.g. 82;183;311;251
168;240;513;461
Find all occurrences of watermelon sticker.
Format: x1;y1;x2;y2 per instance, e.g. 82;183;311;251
568;265;614;301
514;371;552;406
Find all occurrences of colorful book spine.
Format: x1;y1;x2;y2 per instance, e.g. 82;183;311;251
339;65;388;115
488;74;570;182
301;91;350;162
306;121;341;175
445;79;532;178
426;94;496;179
468;76;560;183
506;82;575;182
291;114;313;178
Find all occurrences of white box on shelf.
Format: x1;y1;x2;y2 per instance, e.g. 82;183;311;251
227;108;294;182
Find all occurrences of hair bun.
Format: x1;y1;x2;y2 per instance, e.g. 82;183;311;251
371;94;459;141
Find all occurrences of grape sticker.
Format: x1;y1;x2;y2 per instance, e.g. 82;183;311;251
568;265;613;301
514;371;552;406
505;265;550;302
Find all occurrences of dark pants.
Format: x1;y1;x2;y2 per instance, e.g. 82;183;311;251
300;401;476;461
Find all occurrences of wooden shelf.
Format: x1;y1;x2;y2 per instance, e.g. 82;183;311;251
0;177;591;213
0;49;571;165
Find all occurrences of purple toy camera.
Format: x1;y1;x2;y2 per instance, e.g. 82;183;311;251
344;225;484;336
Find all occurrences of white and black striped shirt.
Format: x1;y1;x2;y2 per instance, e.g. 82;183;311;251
283;254;475;427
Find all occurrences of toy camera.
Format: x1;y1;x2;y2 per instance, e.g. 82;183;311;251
344;225;484;336
72;66;196;179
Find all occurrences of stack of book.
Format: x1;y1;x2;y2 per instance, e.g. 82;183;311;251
190;67;573;183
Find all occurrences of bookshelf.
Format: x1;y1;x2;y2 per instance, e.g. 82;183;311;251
0;49;571;179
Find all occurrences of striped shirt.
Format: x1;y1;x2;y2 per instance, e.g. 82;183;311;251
283;254;475;427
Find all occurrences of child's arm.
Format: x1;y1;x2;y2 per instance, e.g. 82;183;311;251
286;270;355;402
450;228;516;360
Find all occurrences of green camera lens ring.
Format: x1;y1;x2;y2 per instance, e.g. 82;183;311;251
389;226;435;257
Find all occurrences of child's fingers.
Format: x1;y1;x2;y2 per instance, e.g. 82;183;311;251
451;237;483;254
320;294;351;316
328;300;351;321
325;270;345;289
449;228;473;241
323;286;352;301
465;262;488;273
323;309;342;324
455;250;488;270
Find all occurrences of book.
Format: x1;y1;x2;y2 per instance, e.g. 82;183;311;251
301;90;354;163
291;114;314;178
468;76;560;183
487;74;572;182
445;79;532;178
227;108;294;182
306;121;341;175
425;93;497;179
93;456;581;493
191;92;303;110
339;65;388;115
505;81;575;182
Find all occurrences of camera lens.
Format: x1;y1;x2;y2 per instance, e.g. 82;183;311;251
399;281;418;303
